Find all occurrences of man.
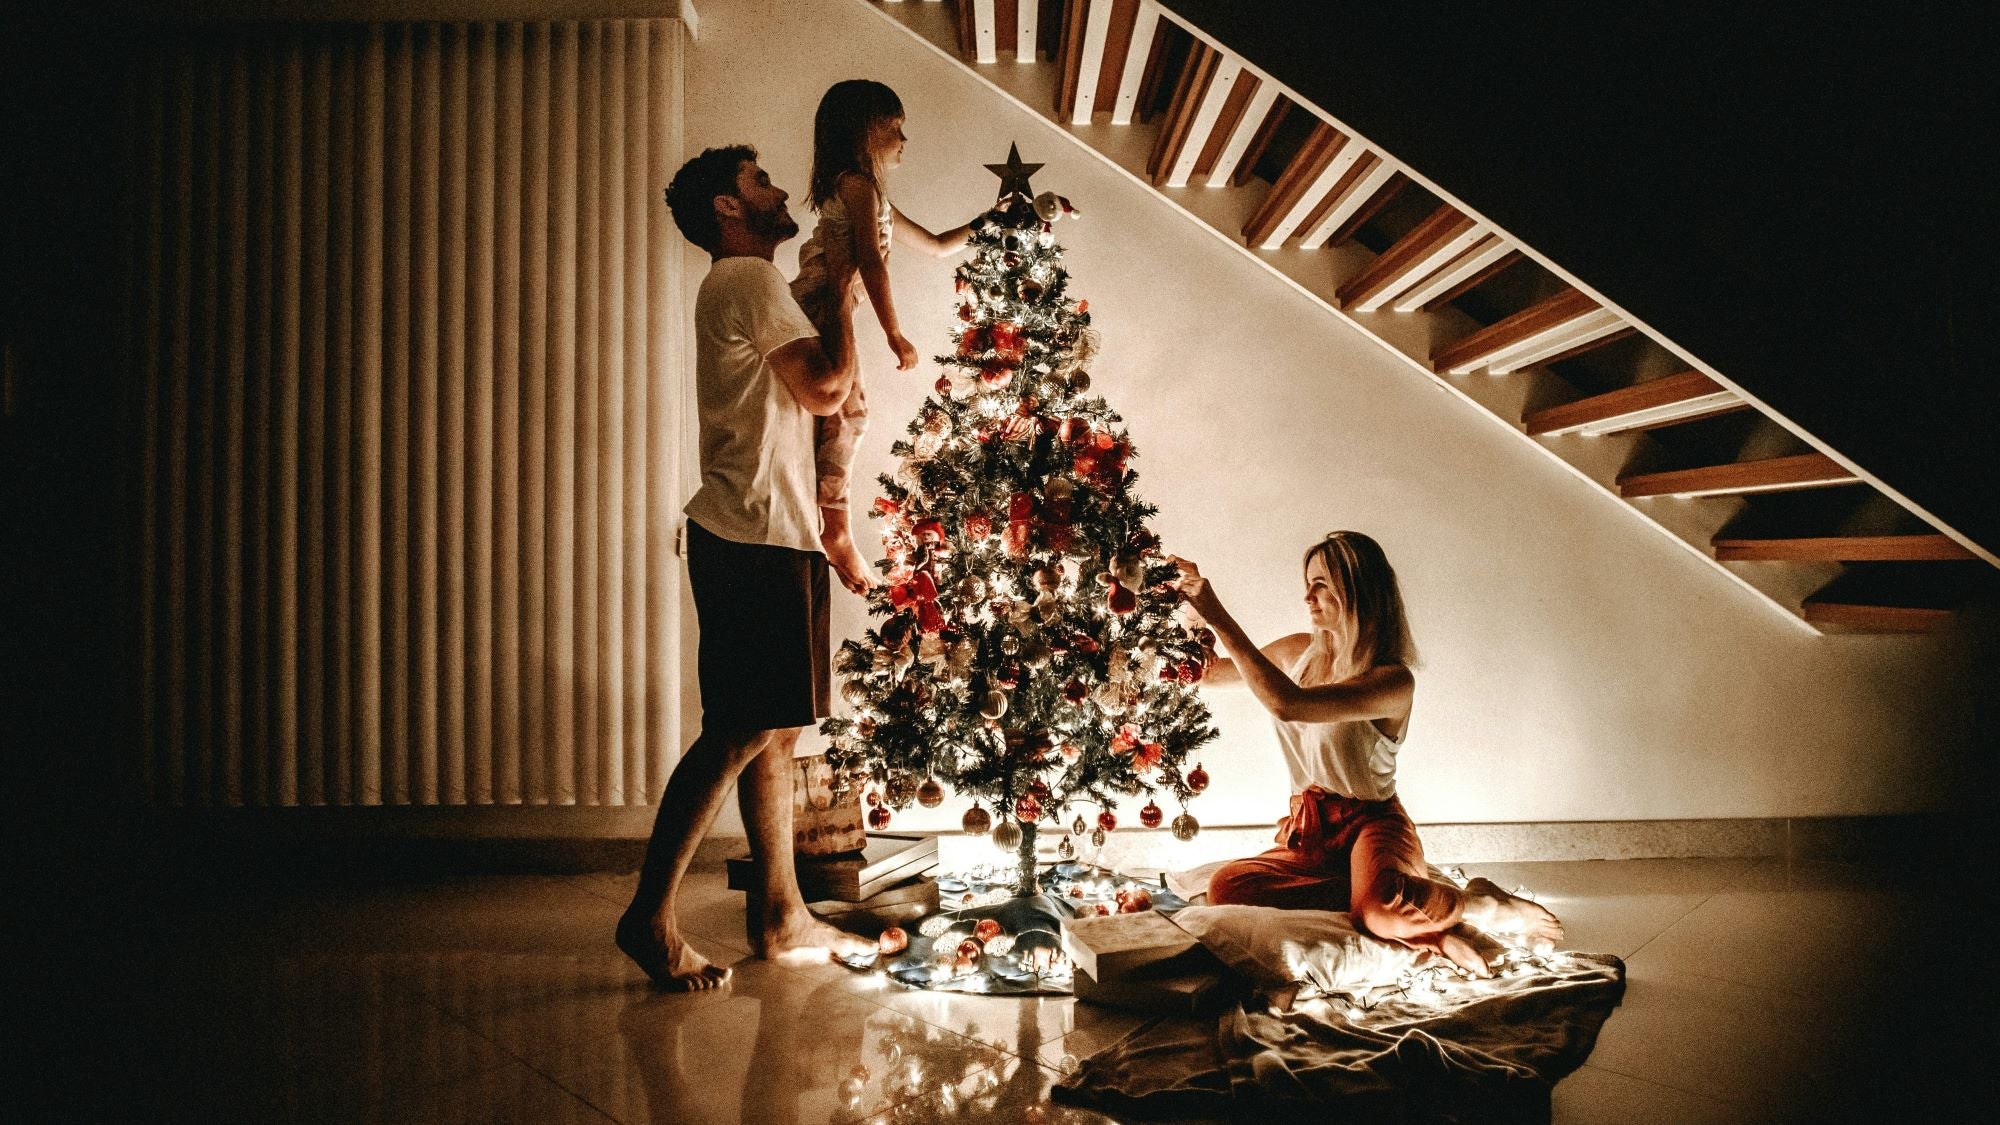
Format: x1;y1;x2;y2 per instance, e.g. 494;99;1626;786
619;145;875;990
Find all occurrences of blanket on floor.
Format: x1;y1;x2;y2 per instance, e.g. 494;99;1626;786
1053;911;1624;1122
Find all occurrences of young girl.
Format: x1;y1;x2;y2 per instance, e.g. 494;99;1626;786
1168;534;1564;978
792;79;972;594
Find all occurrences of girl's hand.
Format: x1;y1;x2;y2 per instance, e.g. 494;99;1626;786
888;330;919;371
1166;555;1221;619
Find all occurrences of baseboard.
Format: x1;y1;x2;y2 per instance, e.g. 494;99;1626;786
139;806;1960;879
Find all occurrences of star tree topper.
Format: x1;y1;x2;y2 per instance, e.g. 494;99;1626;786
985;142;1044;202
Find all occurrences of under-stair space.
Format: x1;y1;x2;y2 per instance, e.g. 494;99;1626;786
875;0;1995;633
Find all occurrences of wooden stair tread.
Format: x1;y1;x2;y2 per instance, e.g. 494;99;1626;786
1524;370;1740;436
1618;453;1858;499
1711;534;1975;562
1800;601;1953;632
1432;288;1625;374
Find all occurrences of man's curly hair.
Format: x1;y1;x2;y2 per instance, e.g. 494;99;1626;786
664;144;757;253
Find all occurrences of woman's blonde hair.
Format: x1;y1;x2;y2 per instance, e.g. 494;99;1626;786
1298;531;1419;686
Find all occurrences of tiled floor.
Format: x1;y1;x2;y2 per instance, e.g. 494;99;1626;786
76;853;1977;1122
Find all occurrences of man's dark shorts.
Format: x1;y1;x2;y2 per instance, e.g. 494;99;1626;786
685;519;830;732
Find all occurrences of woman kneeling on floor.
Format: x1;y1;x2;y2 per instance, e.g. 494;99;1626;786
1168;532;1564;977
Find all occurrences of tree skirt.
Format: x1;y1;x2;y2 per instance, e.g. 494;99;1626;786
835;862;1189;995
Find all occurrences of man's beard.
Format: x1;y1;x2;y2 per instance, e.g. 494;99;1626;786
746;201;797;241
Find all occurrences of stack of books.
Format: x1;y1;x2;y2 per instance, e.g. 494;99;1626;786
1060;908;1232;1016
728;832;940;929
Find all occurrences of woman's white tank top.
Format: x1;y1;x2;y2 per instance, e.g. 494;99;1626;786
1271;649;1406;800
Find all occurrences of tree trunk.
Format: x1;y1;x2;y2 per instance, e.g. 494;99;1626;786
1015;819;1039;896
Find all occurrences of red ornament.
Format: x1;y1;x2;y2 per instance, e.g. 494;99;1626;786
917;777;945;807
868;804;891;830
935;374;953;395
990;321;1026;362
957;325;990;357
1134;742;1163;771
1062;678;1088;704
1057;418;1088;444
980;359;1016;389
878;926;909;956
1004;491;1035;559
1186;763;1210;794
1105;579;1137;616
1097;809;1118;832
974;918;1002;943
964;512;994;540
956;938;983;969
1015;793;1042;823
864;789;882;807
962;804;992;835
1178;660;1204;684
1117;888;1153;914
957;303;975;322
1139;800;1163;829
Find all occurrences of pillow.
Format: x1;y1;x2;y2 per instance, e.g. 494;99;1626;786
1172;904;1422;1000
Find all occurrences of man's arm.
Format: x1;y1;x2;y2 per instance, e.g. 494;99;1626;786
768;277;859;417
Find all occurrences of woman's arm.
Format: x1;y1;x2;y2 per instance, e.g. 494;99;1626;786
889;202;971;259
1168;556;1413;725
836;175;917;369
1198;632;1309;689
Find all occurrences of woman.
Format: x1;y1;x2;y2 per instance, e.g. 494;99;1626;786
1168;533;1562;977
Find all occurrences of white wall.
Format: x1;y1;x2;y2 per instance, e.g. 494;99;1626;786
686;0;1980;834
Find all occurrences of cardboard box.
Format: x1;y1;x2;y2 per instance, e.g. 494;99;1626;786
1071;944;1234;1017
1058;908;1199;982
805;876;941;929
728;832;939;902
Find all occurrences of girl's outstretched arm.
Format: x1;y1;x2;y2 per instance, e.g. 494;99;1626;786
1168;555;1413;725
890;202;972;259
836;174;917;369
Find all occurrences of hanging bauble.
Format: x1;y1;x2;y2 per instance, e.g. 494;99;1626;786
1171;812;1200;842
1067;369;1090;395
957;302;976;322
1139;800;1164;829
1058;834;1076;860
868;804;891;830
878;926;909;956
1090;827;1107;848
1063;678;1088;704
864;789;881;808
841;681;870;707
1186;763;1210;794
992;817;1023;852
964;513;994;542
1000;635;1020;656
962;803;992;836
934;374;953;396
917;777;945;808
1097;809;1118;832
1015;792;1042;823
1021;279;1044;303
856;717;877;738
885;774;917;807
980;359;1015;389
979;690;1009;719
1071;814;1088;836
973;918;1003;943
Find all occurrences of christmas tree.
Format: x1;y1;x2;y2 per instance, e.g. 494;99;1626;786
822;145;1217;897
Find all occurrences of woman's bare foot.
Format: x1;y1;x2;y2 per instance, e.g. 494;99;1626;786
1436;926;1495;979
820;533;877;595
756;905;877;964
617;910;732;992
1461;877;1565;948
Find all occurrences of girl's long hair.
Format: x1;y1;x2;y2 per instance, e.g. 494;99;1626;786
1298;531;1420;687
809;79;904;211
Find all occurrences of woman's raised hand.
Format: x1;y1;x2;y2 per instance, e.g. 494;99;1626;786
1165;555;1220;620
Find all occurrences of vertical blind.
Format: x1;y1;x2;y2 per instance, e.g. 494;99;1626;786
136;20;687;807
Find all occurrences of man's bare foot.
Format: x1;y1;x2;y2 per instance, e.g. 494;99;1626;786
820;534;877;595
1462;877;1565;948
756;906;877;964
617;910;732;992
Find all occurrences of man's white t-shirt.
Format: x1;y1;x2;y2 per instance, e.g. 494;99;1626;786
683;256;823;553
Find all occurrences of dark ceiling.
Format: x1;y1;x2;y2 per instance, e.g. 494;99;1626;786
1159;0;1998;548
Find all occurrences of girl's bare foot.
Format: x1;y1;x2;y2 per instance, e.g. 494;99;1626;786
820;533;876;595
617;911;732;991
756;906;877;964
1462;877;1565;948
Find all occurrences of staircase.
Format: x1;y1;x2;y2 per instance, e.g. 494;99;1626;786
866;0;1995;633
